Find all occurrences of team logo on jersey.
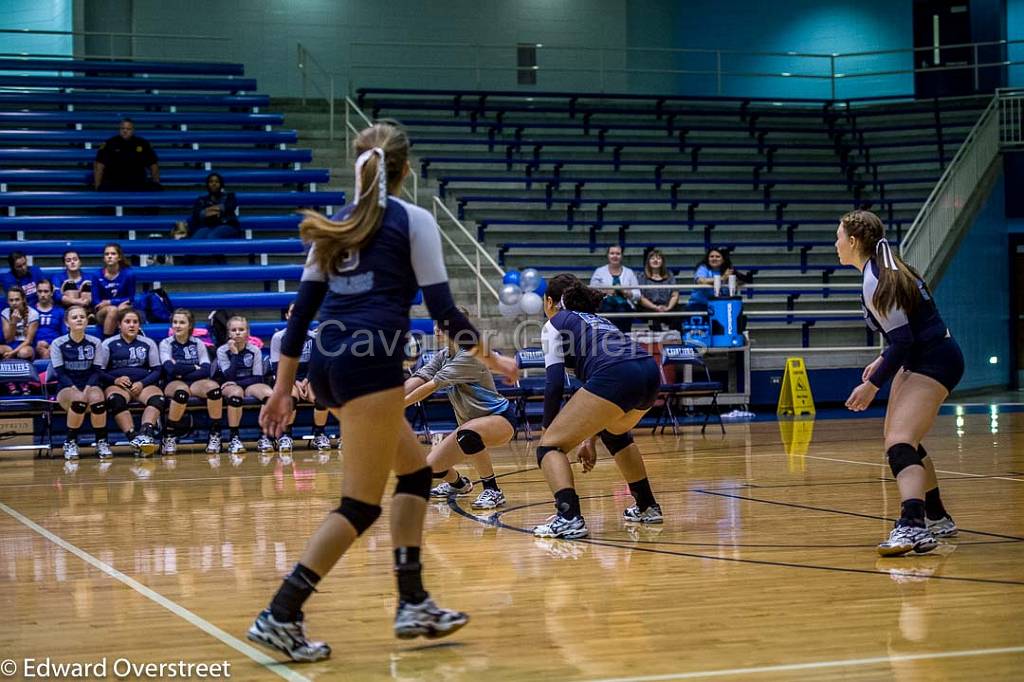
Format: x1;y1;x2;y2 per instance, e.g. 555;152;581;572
243;354;253;368
333;248;360;274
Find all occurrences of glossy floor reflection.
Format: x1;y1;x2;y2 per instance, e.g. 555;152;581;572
2;413;1023;681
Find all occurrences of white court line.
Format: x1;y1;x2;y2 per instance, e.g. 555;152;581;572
799;453;1024;483
587;645;1024;681
0;500;310;682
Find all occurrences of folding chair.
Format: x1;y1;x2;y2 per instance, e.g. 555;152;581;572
0;359;54;456
654;345;724;435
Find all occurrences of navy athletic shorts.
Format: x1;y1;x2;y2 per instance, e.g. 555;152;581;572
903;334;964;394
496;403;519;432
582;356;661;413
308;326;406;408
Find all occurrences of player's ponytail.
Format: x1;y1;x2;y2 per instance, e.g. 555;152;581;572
840;210;922;317
545;273;605;313
300;122;409;275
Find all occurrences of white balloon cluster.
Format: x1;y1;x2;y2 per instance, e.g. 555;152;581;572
497;267;546;318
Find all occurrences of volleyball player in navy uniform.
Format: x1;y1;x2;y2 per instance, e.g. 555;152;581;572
215;316;274;456
50;305;105;460
836;210;962;556
159;309;223;455
247;123;516;662
97;308;163;456
532;274;663;539
270;303;332;453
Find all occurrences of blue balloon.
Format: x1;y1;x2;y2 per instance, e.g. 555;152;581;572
533;276;546;297
502;270;521;286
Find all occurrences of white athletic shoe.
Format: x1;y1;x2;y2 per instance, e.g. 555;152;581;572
95;439;113;459
205;432;222;454
533;514;589;539
312;433;331;451
393;598;469;640
247;609;331;662
161;435;177;456
470;488;506;510
926;515;958;538
623;503;664;525
878;523;938;557
62;440;79;460
430;477;474;499
277;435;293;453
227;435;246;455
256;434;274;453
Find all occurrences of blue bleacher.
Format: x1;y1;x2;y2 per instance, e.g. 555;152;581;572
0;148;312;164
0;74;256;92
40;264;302;283
0;111;284;126
0;57;244;76
0;214;300;235
0;129;296;145
0;190;342;209
0;238;304;257
0;168;328;188
0;91;268;108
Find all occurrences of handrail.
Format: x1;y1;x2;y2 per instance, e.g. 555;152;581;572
297;42;335;141
433;196;503;314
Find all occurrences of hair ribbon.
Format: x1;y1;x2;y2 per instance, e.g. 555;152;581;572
353;147;388;208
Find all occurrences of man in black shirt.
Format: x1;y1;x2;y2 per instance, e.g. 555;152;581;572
93;118;161;191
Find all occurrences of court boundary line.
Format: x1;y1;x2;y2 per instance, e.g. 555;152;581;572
584;644;1024;681
0;500;310;682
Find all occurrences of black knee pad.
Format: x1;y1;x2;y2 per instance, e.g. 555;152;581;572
334;496;382;536
172;389;190;405
313;401;326;411
227;395;244;408
599;429;634;456
206;387;222;401
887;443;923;477
537;445;563;466
917;443;928;460
106;393;128;416
291;396;299;411
69;400;88;415
394;466;432;500
456;428;485;455
146;395;167;411
89;401;107;416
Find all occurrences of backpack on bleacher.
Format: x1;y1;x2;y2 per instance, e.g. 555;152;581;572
137;287;174;323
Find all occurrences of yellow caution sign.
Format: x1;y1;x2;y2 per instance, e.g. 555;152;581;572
779;417;815;471
777;357;815;416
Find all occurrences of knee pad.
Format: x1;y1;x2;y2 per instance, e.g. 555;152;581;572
313;401;326;411
887;443;923;477
291;396;299;411
455;428;485;455
599;429;634;456
146;395;167;411
537;445;563;466
334;496;382;536
227;395;244;408
89;401;107;416
69;400;88;415
206;387;222;401
172;389;190;405
106;393;128;416
394;466;432;500
917;443;928;460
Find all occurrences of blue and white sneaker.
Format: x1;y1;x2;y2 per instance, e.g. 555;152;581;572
926;515;958;538
247;609;331;662
393;598;469;640
623;503;664;524
533;514;589;539
878;523;938;557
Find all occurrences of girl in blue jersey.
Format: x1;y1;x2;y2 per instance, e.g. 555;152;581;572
836;210;962;557
50;305;105;460
532;273;663;540
159;308;223;456
32;279;65;360
247;123;517;662
403;316;515;510
97;308;162;456
1;286;38;360
92;243;136;337
269;303;332;454
216;316;274;456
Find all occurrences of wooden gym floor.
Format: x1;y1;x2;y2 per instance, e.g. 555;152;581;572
1;410;1022;681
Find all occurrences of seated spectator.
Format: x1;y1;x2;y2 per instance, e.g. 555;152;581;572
637;248;680;332
189;173;241;239
590;244;639;334
33;280;65;360
1;287;39;360
93;118;160;192
92;243;136;337
687;247;742;310
54;250;93;311
0;251;47;307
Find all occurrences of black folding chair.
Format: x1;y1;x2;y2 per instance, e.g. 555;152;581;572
654;345;724;435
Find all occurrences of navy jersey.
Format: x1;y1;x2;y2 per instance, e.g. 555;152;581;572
49;333;102;389
542;309;649;383
34;305;65;344
91;268;136;306
216;342;266;387
97;334;161;385
159;335;212;383
861;258;950;388
270;328;313;379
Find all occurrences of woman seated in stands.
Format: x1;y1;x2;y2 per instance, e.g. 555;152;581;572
33;279;65;360
270;303;332;454
216;316;275;457
590;244;640;334
92;243;136;337
686;247;742;310
159;308;223;456
50;305;106;460
188;173;241;239
637;248;680;331
54;250;93;312
0;252;47;307
1;286;39;360
97;307;162;456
